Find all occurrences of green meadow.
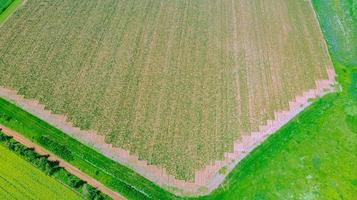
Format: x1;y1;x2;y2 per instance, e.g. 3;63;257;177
0;145;81;200
0;0;355;199
199;0;357;199
199;65;357;199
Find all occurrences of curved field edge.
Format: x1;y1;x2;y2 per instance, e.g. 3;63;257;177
3;2;336;194
0;0;333;184
1;65;354;199
0;0;21;24
0;64;335;197
198;0;357;199
0;1;355;200
0;144;81;200
198;68;357;199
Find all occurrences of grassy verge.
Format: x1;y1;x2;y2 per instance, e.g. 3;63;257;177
0;131;110;199
197;0;357;199
1;2;174;198
0;99;176;199
2;65;353;200
0;0;21;24
0;0;355;200
0;143;82;200
198;66;356;199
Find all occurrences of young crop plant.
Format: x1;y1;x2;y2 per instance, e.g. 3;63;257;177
0;142;81;199
0;131;110;200
0;0;337;195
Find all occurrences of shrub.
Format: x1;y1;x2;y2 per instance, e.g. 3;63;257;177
38;135;74;161
0;131;107;199
67;175;85;189
0;131;11;141
82;184;105;200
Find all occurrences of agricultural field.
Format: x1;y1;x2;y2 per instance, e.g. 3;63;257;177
0;145;81;200
0;98;175;199
0;0;332;187
201;67;357;200
0;0;355;199
202;0;357;198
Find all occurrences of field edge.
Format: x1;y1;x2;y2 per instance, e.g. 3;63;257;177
0;65;337;196
0;125;121;200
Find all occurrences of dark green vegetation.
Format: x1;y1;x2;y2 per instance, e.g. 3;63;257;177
0;0;355;199
0;98;176;199
38;135;74;161
0;141;81;200
0;131;109;200
0;0;20;24
0;0;13;13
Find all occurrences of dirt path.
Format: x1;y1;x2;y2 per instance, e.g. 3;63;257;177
0;124;125;200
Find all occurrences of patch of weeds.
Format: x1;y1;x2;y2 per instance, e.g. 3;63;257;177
219;166;228;175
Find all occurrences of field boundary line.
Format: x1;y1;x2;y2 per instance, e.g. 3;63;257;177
0;66;337;196
308;0;336;73
0;124;125;200
193;68;337;191
0;0;339;196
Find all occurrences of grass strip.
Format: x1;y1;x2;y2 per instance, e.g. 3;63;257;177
0;0;356;199
0;0;21;24
0;138;83;200
0;98;176;199
0;131;110;200
197;0;357;198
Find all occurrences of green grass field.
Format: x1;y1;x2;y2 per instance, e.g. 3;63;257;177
0;98;176;199
313;0;357;67
198;0;357;199
0;0;355;199
199;67;357;199
0;145;81;200
0;0;332;181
